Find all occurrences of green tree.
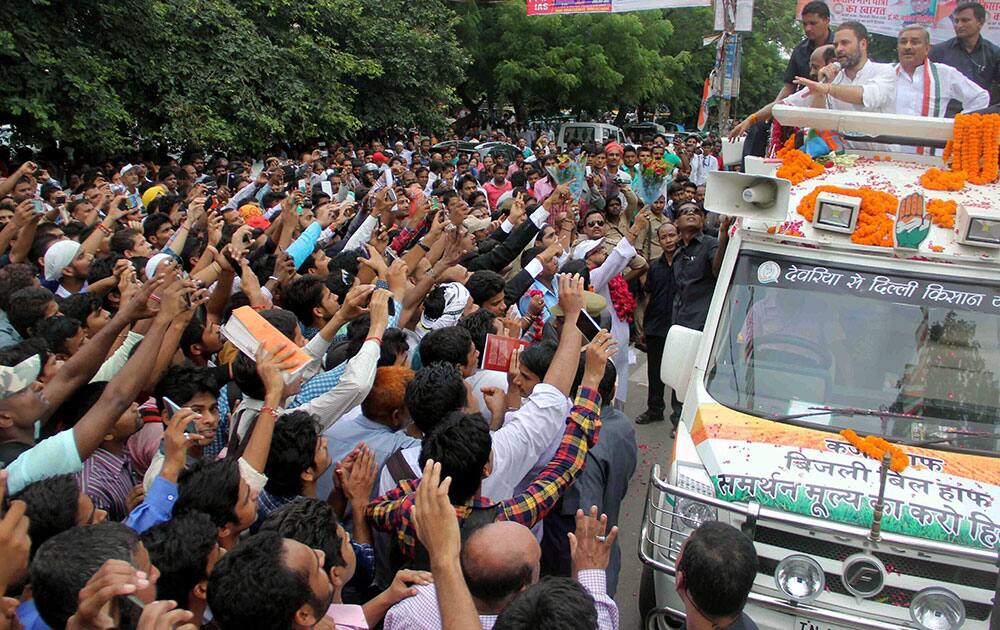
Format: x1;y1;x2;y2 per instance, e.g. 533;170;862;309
454;2;687;124
455;0;797;130
0;0;466;152
335;0;468;132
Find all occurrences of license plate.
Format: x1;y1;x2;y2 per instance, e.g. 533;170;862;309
792;617;850;630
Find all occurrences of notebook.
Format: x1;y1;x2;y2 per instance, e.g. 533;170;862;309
220;306;312;384
480;333;529;373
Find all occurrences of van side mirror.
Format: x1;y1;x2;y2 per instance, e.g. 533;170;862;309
661;326;703;402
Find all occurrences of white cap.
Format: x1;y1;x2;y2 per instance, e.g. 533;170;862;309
572;238;605;261
119;163;138;178
144;253;172;280
43;240;82;282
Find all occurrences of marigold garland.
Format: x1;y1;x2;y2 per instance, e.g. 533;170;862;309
776;136;825;185
796;185;898;247
926;199;957;228
919;168;966;191
922;113;1000;190
840;429;908;473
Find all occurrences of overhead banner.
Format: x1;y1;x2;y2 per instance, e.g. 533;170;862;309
794;0;1000;45
527;0;710;16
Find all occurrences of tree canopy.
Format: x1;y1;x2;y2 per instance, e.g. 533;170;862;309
0;0;465;153
0;0;798;152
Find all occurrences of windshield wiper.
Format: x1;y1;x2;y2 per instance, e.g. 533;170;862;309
904;430;998;448
770;406;923;422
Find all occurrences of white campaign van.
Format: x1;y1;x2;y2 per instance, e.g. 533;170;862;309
556;122;626;150
639;105;1000;630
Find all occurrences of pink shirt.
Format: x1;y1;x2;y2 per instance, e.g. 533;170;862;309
483;180;513;210
327;603;368;629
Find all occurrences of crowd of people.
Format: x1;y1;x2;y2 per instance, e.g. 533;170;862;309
5;1;993;628
0;91;747;628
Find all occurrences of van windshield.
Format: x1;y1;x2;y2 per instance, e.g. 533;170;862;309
563;126;596;144
705;252;1000;456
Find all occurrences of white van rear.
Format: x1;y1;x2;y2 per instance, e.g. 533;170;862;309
556;123;626;150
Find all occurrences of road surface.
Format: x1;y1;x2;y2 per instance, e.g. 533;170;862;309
614;349;675;630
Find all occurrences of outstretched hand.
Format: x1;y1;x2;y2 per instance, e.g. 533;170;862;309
568;505;618;577
412;460;459;564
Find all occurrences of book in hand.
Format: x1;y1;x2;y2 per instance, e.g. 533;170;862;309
220;306;313;384
480;333;529;373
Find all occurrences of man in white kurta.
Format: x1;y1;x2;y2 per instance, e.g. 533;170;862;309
572;210;651;407
894;24;989;153
794;21;897;150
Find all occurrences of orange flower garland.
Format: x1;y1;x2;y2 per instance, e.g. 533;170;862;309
969;113;1000;185
840;429;908;473
796;185;898;247
776;136;825;185
919;167;966;191
923;113;1000;190
926;198;957;228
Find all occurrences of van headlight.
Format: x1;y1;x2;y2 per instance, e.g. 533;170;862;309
909;587;965;630
774;555;825;602
676;497;717;531
665;464;720;559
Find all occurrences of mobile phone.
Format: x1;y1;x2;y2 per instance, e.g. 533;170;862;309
54;194;66;205
160;396;199;454
429;197;440;212
576;311;602;341
30;199;44;214
297;179;308;193
386;187;397;202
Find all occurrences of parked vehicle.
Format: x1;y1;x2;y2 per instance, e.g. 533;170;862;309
430;141;521;164
640;104;1000;630
625;122;668;143
556;122;626;150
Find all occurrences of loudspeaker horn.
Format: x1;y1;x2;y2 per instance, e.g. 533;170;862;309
704;171;790;223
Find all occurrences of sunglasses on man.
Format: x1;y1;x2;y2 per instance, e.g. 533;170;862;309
587;219;605;228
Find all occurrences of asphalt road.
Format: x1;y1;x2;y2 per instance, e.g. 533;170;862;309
613;349;676;630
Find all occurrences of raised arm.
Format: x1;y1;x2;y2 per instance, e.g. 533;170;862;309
241;344;300;474
498;332;612;528
543;274;585;395
72;278;193;461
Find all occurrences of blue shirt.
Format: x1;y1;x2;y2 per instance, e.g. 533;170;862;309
124;476;179;534
518;278;559;326
317;410;420;500
16;600;50;630
0;311;22;350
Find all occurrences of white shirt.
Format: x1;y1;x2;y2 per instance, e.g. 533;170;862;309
466;369;508;424
689;153;718;186
895;61;989;118
827;59;897;114
821;60;897;150
588;237;638;404
383;570;618;630
377;383;571;502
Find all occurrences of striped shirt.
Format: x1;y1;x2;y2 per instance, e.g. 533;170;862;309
366;388;601;560
77;448;138;521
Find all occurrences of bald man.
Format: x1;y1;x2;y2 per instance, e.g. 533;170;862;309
383;521;618;629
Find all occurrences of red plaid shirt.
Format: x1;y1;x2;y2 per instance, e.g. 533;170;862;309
366;387;602;559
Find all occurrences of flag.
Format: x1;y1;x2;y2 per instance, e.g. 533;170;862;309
696;75;716;131
934;0;957;25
